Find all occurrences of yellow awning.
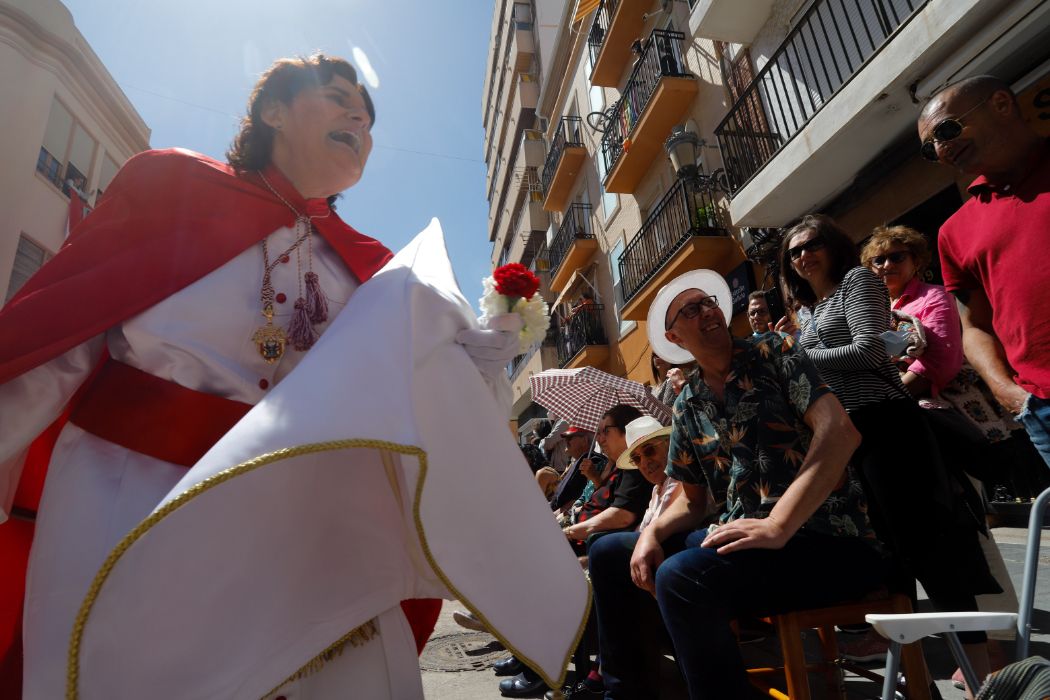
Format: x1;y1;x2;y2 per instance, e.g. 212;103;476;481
573;0;601;23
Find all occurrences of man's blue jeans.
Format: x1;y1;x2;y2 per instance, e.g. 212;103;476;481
1019;393;1050;469
588;528;886;700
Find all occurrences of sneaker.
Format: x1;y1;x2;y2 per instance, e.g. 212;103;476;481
838;629;890;663
452;610;486;632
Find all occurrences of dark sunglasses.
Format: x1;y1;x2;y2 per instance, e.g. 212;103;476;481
788;237;825;261
629;442;665;467
919;98;989;162
870;251;911;267
665;295;719;331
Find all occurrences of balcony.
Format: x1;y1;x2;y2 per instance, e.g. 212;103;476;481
548;203;597;294
511;22;535;72
687;0;777;45
588;0;652;87
705;0;1032;226
618;180;745;322
555;304;610;369
542;116;587;213
600;30;698;194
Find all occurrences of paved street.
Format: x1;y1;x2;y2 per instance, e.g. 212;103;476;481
420;527;1050;699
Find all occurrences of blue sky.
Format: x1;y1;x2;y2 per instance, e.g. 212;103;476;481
64;0;495;308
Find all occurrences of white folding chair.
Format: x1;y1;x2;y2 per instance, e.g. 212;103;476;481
865;486;1050;699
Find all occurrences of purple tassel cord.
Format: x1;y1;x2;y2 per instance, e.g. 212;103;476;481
287;298;318;351
304;271;328;323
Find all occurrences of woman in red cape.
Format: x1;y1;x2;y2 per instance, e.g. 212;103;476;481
0;54;445;698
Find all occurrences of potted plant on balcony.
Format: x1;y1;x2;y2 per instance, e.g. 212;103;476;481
692;203;717;230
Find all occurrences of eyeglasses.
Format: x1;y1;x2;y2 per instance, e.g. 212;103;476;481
919;98;989;162
870;251;911;267
787;237;826;261
629;442;665;467
598;425;620;436
665;295;719;331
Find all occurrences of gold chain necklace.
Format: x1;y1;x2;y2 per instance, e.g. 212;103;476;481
251;172;332;363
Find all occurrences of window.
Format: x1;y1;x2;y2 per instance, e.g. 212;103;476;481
583;53;618;220
609;238;634;336
37;97;98;199
6;235;52;303
96;154;120;199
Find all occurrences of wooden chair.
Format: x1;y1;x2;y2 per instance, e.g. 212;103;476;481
744;591;932;700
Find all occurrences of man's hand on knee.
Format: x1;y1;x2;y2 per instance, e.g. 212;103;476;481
630;530;664;595
700;516;789;554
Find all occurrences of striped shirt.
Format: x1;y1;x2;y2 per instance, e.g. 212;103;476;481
799;266;907;412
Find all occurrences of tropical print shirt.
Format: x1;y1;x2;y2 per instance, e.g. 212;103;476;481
666;333;878;543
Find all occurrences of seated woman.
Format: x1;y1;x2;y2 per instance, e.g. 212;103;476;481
616;416;680;533
649;352;695;407
862;225;1016;685
783;214;1000;690
561;405;652;554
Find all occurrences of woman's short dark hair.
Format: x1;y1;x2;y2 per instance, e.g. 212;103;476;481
226;53;375;173
603;404;644;431
779;214;860;307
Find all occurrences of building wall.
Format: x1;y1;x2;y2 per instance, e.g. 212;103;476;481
0;0;150;303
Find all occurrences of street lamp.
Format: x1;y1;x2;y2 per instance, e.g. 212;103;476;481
663;124;729;194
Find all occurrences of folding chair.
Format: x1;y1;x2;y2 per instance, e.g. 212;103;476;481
866;486;1050;700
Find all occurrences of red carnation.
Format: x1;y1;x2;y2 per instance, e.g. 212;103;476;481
492;263;540;300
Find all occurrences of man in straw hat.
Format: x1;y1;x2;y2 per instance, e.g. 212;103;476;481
587;269;886;699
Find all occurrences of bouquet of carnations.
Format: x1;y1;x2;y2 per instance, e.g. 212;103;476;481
479;263;550;352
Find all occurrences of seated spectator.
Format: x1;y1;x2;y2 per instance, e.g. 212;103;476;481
561;405;651;553
589;269;885;699
519;440;548;474
863;225;1018;684
784;214;999;686
861;225;962;398
541;416;569;474
746;290;772;336
549;426;602;518
534;466;561;500
616;416;680;533
649;352;694;407
499;405;650;699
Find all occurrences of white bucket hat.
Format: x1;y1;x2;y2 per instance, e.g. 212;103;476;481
646;269;732;365
616;415;673;470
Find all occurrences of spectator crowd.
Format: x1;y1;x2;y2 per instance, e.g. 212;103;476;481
467;75;1050;700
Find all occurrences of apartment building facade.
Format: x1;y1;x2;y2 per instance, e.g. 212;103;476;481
0;0;150;304
485;0;1050;432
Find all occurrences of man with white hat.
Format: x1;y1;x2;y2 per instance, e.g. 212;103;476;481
587;269;887;699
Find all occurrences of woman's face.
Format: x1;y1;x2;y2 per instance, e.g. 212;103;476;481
653;357;671;380
788;229;829;287
868;245;917;297
631;438;669;486
266;74;373;196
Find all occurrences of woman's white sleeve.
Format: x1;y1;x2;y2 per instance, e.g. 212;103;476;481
0;337;104;520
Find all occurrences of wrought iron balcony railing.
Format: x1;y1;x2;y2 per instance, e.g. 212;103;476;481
541;116;584;198
586;0;618;70
714;0;927;192
547;203;593;279
555;303;608;367
618;179;729;305
599;29;689;176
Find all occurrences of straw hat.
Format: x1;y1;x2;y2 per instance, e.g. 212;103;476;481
646;269;732;365
616;416;673;470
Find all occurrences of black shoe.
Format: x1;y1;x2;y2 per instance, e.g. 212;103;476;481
499;671;547;697
494;655;524;676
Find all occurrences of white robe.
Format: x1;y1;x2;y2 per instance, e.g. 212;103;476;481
2;220;589;699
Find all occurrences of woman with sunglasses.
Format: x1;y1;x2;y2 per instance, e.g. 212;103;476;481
860;225;961;399
781;214;1000;692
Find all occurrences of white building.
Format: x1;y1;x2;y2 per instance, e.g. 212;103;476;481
0;0;150;304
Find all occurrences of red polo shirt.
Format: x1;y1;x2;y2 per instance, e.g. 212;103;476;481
938;139;1050;399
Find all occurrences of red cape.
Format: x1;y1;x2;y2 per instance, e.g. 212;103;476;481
0;150;437;693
